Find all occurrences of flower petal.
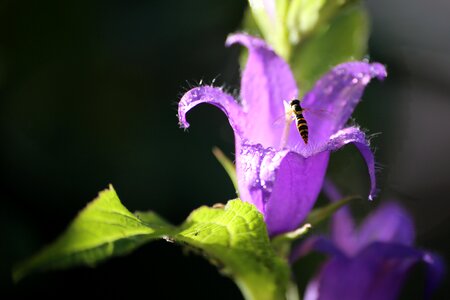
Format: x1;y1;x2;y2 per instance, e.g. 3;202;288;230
264;151;329;235
178;86;245;136
309;242;443;300
236;142;289;215
302;62;387;145
322;179;358;256
324;181;419;256
226;33;298;149
290;236;345;264
423;252;446;298
304;274;321;300
355;202;415;250
321;126;376;200
236;142;329;235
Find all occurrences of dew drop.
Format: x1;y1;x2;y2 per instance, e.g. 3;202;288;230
361;75;370;85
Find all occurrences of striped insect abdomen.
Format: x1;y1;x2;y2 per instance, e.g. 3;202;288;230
290;99;308;144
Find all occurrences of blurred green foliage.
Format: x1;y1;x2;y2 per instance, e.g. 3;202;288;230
244;0;368;92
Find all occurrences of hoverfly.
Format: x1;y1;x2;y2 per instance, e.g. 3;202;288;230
275;99;332;147
289;99;308;144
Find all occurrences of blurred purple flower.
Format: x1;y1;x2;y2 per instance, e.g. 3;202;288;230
178;33;386;235
292;182;444;300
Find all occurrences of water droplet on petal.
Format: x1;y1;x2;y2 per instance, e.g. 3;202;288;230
361;75;370;85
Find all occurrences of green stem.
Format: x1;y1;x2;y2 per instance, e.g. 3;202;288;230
212;147;239;193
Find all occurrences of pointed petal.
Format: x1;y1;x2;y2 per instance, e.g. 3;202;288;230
304;274;321;300
302;62;387;145
264;151;329;235
236;142;329;235
178;86;245;136
322;179;358;256
322;126;376;200
358;244;444;300
355;202;415;250
423;252;445;299
311;243;443;300
226;33;298;148
290;236;345;264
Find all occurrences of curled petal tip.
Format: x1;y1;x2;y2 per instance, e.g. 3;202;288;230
369;184;379;201
368;181;379;201
324;127;377;202
177;109;190;129
177;93;194;128
225;33;239;47
225;33;247;47
177;86;244;136
225;33;272;51
370;62;387;80
177;118;190;129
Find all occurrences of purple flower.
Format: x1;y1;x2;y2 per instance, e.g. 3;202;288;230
178;33;386;235
292;182;444;300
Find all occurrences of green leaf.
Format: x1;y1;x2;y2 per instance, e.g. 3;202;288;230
13;185;173;282
134;210;174;229
306;195;362;226
13;188;290;300
175;199;290;300
271;223;312;259
290;4;369;93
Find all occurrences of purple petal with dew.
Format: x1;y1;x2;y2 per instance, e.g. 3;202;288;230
236;142;289;215
309;242;444;300
302;62;387;146
226;33;298;149
355;202;415;251
320;126;377;200
178;86;245;136
322;179;358;256
236;142;329;235
264;151;330;235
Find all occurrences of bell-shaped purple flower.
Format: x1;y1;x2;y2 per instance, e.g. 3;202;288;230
178;33;386;235
292;183;444;300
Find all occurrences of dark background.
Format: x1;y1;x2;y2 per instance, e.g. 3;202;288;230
1;0;449;299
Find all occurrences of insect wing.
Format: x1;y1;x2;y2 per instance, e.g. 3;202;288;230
303;107;335;119
272;111;295;127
